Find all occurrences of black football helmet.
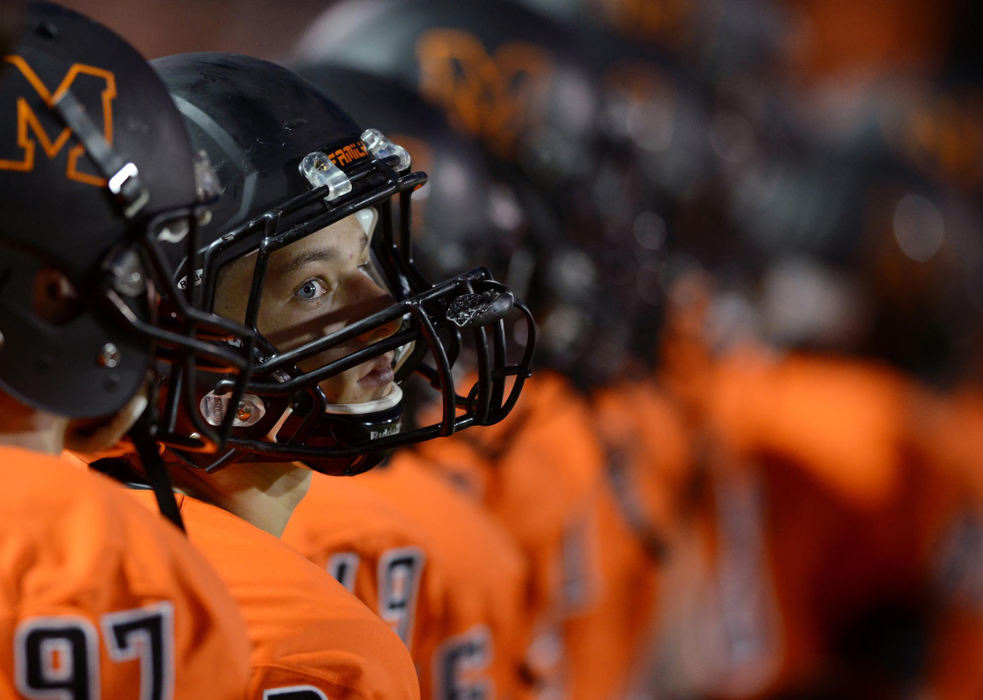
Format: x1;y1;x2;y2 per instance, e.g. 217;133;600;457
0;4;253;434
151;53;534;475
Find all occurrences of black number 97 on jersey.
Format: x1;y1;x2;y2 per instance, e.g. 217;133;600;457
14;602;174;700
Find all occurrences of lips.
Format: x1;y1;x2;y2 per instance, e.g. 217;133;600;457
358;351;395;387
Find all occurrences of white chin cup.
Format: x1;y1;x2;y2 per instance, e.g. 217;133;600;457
322;383;403;415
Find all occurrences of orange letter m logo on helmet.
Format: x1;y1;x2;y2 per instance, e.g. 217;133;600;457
0;55;117;186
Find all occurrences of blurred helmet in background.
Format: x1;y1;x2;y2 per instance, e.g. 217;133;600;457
518;0;796;372
295;0;600;222
738;135;983;385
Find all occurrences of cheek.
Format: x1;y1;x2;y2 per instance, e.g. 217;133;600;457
301;350;364;404
213;280;249;324
296;343;367;383
316;368;365;405
256;306;293;350
258;301;347;353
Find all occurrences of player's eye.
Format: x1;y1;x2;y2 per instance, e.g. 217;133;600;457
295;278;329;301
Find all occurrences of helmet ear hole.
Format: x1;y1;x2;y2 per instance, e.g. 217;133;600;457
32;267;84;327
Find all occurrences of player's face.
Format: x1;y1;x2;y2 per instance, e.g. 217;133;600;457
214;212;400;406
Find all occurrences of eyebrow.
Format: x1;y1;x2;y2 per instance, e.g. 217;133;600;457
273;235;369;276
274;249;339;275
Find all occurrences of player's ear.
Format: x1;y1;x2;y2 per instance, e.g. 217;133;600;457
65;386;149;456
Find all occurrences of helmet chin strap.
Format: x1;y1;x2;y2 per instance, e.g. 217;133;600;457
53;88;149;219
127;406;186;533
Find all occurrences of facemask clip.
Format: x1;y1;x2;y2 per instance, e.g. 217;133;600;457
299;151;353;201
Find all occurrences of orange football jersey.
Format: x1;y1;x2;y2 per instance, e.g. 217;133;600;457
0;446;251;699
349;457;531;699
920;386;983;503
562;376;694;700
410;370;607;694
283;473;434;653
657;353;983;698
127;488;420;700
913;386;983;700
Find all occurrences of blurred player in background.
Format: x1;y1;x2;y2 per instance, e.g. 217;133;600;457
648;30;983;696
504;2;983;697
0;2;253;696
